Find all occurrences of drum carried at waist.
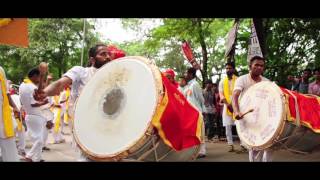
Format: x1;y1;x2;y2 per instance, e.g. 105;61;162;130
73;56;203;161
236;81;320;153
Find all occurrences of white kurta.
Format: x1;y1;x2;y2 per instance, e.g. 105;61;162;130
184;78;206;155
63;66;97;119
0;66;19;161
19;81;46;161
233;73;271;162
63;66;98;161
218;79;234;127
185;78;205;113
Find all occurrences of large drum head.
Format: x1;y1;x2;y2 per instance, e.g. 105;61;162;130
235;81;286;150
73;56;162;160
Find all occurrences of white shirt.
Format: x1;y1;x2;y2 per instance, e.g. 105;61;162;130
233;74;269;98
218;77;234;102
19;82;43;117
178;86;188;97
63;66;98;116
63;66;97;104
218;77;236;126
0;66;17;138
185;78;205;113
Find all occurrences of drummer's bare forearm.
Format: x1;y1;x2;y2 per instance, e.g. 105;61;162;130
44;77;72;96
232;90;241;114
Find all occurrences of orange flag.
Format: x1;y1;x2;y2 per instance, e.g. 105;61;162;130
152;74;203;151
0;18;29;48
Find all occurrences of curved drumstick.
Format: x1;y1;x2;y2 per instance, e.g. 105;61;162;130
236;109;254;120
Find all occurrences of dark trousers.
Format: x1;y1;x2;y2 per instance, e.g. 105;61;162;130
204;113;223;139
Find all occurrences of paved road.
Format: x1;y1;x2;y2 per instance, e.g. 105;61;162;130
40;127;320;162
2;126;319;162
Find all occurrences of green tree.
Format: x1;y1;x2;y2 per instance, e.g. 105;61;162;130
0;18;100;83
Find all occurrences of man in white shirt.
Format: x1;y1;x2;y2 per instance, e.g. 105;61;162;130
184;67;206;158
34;44;112;161
178;75;188;96
218;62;238;152
0;66;19;161
19;68;51;162
232;56;273;162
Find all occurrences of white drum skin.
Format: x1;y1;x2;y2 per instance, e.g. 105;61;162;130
235;81;286;150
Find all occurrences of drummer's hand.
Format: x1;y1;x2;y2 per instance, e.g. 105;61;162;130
234;112;243;120
34;89;47;101
46;121;54;129
13;107;20;118
42;99;49;105
47;73;53;81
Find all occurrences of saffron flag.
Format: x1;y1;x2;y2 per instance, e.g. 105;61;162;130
0;18;29;48
152;73;203;151
281;88;320;133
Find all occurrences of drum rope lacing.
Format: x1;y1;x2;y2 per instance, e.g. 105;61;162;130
270;92;310;154
135;130;173;162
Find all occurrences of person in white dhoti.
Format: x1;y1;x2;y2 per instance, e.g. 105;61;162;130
0;66;20;162
58;86;71;135
232;56;273;162
184;67;206;159
218;62;247;153
34;44;114;161
19;68;51;162
14;112;26;157
51;93;66;144
9;92;27;157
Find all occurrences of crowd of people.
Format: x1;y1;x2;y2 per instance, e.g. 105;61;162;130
286;68;320;96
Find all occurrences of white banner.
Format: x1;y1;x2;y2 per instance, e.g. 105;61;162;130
247;22;263;64
225;21;240;58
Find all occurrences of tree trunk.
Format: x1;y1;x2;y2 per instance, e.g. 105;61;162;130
253;18;267;57
197;18;208;88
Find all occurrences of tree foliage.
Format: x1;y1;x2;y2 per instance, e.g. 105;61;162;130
0;18;100;83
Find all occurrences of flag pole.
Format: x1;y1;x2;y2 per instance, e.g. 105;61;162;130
80;18;86;67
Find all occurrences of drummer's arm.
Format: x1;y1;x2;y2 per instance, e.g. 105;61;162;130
232;90;242;120
43;77;72;97
31;99;49;107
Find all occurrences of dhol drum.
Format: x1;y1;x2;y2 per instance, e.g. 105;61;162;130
73;56;200;161
236;81;320;153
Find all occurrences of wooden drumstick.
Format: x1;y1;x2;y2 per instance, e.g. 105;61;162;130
38;62;48;90
236;109;254;120
241;109;253;118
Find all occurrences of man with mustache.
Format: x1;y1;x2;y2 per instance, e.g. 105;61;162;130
34;44;113;161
